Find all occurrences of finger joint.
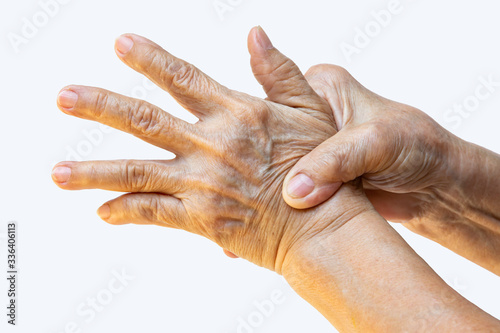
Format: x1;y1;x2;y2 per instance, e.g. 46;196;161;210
128;102;165;137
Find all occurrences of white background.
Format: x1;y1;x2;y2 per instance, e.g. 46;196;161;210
1;0;499;332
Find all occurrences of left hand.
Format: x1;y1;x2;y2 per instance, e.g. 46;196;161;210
52;28;374;273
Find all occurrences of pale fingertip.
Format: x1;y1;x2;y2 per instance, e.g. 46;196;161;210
97;204;111;220
283;175;342;210
248;26;273;57
287;173;315;198
256;26;273;50
223;249;239;259
57;89;78;110
115;35;134;57
52;165;72;184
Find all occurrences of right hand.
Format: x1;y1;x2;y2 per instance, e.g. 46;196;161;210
278;64;460;223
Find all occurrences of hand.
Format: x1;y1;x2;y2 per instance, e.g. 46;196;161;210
280;64;458;221
279;64;500;275
51;28;373;273
51;30;500;331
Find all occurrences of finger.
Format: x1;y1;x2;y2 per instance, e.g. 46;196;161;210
114;33;233;118
57;86;196;154
248;26;331;115
282;124;388;209
97;192;186;228
223;249;239;259
304;64;364;130
52;160;183;194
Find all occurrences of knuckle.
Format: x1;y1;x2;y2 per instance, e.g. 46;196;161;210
170;62;197;91
138;47;200;96
138;196;161;223
360;121;394;156
251;101;271;121
365;121;391;140
238;99;269;124
124;161;150;191
306;64;351;83
263;57;299;91
92;90;111;118
128;102;165;137
207;217;244;248
270;57;294;76
305;64;332;77
308;64;346;76
329;149;350;181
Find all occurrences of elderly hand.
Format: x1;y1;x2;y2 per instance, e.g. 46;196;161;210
51;28;373;273
279;64;500;275
278;64;456;216
51;28;500;331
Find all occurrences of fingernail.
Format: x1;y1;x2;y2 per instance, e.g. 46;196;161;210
52;166;71;183
115;36;134;56
97;204;111;220
256;26;274;50
57;90;78;110
287;174;315;198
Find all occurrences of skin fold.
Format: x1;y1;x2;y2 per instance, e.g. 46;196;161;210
52;27;500;331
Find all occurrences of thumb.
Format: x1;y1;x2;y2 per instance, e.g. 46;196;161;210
283;126;379;209
247;26;329;111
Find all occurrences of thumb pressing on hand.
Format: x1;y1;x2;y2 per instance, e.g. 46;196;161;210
283;126;378;209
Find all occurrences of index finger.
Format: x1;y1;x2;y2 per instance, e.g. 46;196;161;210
114;33;234;118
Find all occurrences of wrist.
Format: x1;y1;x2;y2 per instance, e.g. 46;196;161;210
408;132;479;222
406;135;500;274
281;200;498;331
281;207;379;283
278;182;374;277
404;134;480;234
281;207;383;331
422;134;500;221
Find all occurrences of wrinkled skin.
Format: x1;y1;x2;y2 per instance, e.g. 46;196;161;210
283;64;458;223
52;28;373;273
286;65;500;275
50;29;500;331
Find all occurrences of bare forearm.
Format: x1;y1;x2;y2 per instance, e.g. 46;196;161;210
408;138;500;275
283;207;500;332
